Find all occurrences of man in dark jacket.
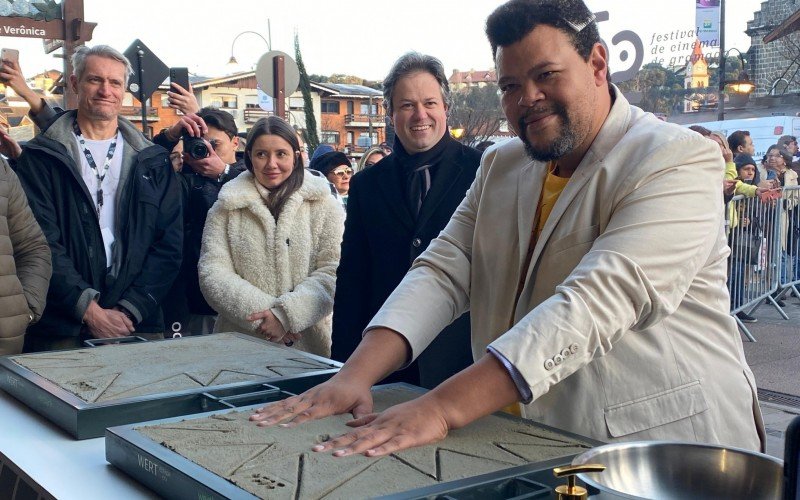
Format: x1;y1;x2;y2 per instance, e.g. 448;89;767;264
331;52;481;388
16;45;182;351
154;108;246;334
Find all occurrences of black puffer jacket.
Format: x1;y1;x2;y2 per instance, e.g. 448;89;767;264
16;111;183;339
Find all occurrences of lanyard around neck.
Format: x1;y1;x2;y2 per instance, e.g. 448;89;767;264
72;119;119;216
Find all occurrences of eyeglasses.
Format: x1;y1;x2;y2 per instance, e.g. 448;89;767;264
330;167;353;178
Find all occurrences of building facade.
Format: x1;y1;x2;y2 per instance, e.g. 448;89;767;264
684;40;710;112
448;69;497;90
316;83;385;160
746;0;800;97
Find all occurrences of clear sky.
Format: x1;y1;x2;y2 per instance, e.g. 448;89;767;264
0;0;769;82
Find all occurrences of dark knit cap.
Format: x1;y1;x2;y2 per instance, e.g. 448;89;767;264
734;154;756;170
309;151;350;176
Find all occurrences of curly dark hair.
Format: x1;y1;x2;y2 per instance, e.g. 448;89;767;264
486;0;601;62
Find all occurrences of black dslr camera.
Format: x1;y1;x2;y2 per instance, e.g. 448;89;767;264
182;132;209;160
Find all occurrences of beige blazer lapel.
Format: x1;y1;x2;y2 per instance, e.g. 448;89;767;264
530;151;601;271
517;87;634;306
516;160;546;277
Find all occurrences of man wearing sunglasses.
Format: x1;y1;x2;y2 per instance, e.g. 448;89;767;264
156;108;246;334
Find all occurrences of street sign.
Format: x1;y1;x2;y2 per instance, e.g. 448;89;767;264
255;50;299;98
43;38;63;54
123;39;169;99
0;17;64;39
123;39;168;137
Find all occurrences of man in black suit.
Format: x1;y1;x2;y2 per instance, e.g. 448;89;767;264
331;52;481;388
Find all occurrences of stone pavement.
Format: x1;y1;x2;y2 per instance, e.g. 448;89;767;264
739;290;800;459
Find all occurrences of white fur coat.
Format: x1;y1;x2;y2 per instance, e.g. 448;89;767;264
198;171;344;357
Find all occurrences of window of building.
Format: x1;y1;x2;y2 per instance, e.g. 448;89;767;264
321;101;340;113
347;101;354;114
357;132;378;147
321;131;340;144
347;131;354;144
360;102;378;115
160;93;170;108
211;94;238;109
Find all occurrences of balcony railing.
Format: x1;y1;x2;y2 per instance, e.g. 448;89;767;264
120;106;158;118
344;144;372;155
345;113;385;126
244;108;274;124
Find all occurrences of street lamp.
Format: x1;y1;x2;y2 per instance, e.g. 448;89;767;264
715;0;756;120
227;23;272;66
717;47;756;119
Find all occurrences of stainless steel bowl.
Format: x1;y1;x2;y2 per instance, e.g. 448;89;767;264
572;441;783;499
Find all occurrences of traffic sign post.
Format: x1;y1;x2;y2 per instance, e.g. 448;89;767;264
123;39;169;138
255;50;299;120
274;55;285;118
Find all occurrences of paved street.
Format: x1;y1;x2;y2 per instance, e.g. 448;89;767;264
740;291;800;459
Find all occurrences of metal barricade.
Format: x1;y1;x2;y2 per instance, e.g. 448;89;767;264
726;191;784;341
777;185;800;302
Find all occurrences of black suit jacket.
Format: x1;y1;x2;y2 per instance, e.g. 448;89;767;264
331;139;481;388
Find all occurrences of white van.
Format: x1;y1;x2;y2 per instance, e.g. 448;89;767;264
685;116;800;159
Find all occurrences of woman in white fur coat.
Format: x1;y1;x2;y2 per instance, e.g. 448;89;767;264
198;116;344;357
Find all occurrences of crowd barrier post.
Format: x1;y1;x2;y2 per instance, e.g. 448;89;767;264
726;190;785;341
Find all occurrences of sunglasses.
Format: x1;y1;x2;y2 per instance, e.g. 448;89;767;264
330;167;353;178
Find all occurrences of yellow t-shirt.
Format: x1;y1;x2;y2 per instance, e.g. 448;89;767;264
537;165;571;238
503;163;570;417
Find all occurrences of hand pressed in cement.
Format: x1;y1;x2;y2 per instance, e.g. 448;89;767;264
313;392;451;458
250;378;373;429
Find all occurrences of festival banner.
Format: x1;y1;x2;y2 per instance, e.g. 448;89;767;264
696;0;721;47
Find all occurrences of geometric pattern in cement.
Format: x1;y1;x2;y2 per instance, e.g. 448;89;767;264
11;334;332;403
138;386;593;499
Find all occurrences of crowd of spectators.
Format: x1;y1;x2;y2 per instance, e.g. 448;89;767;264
689;125;800;323
0;0;767;454
0;42;797;358
0;45;479;387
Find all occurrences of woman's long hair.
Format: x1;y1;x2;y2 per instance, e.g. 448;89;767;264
245;116;305;218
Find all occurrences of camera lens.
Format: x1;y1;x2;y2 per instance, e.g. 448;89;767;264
182;133;209;160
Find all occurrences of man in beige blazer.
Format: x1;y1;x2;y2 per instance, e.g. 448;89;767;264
252;0;764;456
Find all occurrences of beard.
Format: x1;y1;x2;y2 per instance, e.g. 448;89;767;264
518;102;581;162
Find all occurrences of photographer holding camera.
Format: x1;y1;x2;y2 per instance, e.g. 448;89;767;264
155;108;246;334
